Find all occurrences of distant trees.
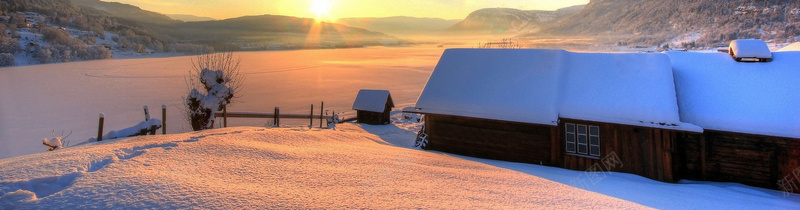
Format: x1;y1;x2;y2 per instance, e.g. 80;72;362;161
168;43;214;54
0;35;22;54
0;53;14;66
0;31;21;66
29;26;111;64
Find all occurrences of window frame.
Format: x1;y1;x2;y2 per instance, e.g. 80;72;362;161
564;122;601;158
565;123;576;153
577;124;588;155
589;125;600;156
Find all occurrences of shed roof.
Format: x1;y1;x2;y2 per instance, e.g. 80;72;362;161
414;49;701;132
729;39;772;59
352;89;394;113
667;51;800;138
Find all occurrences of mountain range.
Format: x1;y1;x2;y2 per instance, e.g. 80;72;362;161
446;5;584;34
539;0;800;46
166;14;216;22
3;0;799;59
336;16;460;36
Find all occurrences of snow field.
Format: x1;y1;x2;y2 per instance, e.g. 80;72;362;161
0;123;644;209
0;46;444;159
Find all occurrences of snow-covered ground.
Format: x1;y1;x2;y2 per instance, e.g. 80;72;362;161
1;112;798;208
0;122;644;209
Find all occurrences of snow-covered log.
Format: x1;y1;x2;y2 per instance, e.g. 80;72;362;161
102;118;162;140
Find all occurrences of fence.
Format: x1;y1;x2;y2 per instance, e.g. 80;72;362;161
212;102;334;128
95;102;336;141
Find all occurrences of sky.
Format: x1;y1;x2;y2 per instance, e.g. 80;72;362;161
108;0;589;21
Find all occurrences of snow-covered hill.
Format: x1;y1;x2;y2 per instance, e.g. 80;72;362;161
0;123;644;209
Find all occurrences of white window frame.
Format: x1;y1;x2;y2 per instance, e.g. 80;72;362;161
577;124;588;155
589;126;600;156
565;123;576;153
565;123;600;157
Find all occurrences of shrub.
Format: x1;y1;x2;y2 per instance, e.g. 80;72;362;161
0;36;21;54
184;51;243;130
0;53;14;66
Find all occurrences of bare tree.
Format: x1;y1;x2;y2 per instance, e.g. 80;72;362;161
184;51;244;131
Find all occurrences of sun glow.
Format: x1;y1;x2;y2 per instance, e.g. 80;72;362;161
310;0;333;21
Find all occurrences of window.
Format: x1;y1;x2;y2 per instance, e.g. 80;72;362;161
589;126;600;156
565;123;600;157
565;123;576;153
577;125;587;154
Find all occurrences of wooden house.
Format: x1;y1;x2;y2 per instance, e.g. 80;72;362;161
413;49;702;182
352;89;394;125
668;47;800;193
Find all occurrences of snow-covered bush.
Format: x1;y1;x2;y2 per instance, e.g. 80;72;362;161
0;53;14;67
41;131;71;151
184;51;243;131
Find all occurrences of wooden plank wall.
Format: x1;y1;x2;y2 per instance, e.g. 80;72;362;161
676;131;800;193
425;114;554;164
555;119;679;182
356;110;386;125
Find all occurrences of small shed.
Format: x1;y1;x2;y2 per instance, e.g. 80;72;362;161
352;89;394;125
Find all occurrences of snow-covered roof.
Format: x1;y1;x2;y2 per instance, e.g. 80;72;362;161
729;39;772;59
414;49;565;126
414;49;700;132
352;89;393;113
777;42;800;52
559;52;700;132
667;51;800;138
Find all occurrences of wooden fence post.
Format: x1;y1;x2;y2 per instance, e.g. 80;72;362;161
161;105;166;135
274;107;280;127
97;113;105;141
309;104;314;128
144;105;155;135
223;104;227;128
143;105;150;121
319;101;324;128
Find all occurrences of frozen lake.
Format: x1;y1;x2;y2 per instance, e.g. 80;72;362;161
0;46;446;159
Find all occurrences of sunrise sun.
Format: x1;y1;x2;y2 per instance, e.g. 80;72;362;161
310;0;333;21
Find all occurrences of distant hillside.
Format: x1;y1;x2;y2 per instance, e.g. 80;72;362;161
542;0;800;47
172;15;404;49
0;0;405;66
336;16;460;35
447;6;583;34
167;14;216;22
70;0;179;25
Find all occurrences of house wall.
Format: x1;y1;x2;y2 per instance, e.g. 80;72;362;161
675;131;800;193
424;114;556;164
356;103;391;125
553;119;682;182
